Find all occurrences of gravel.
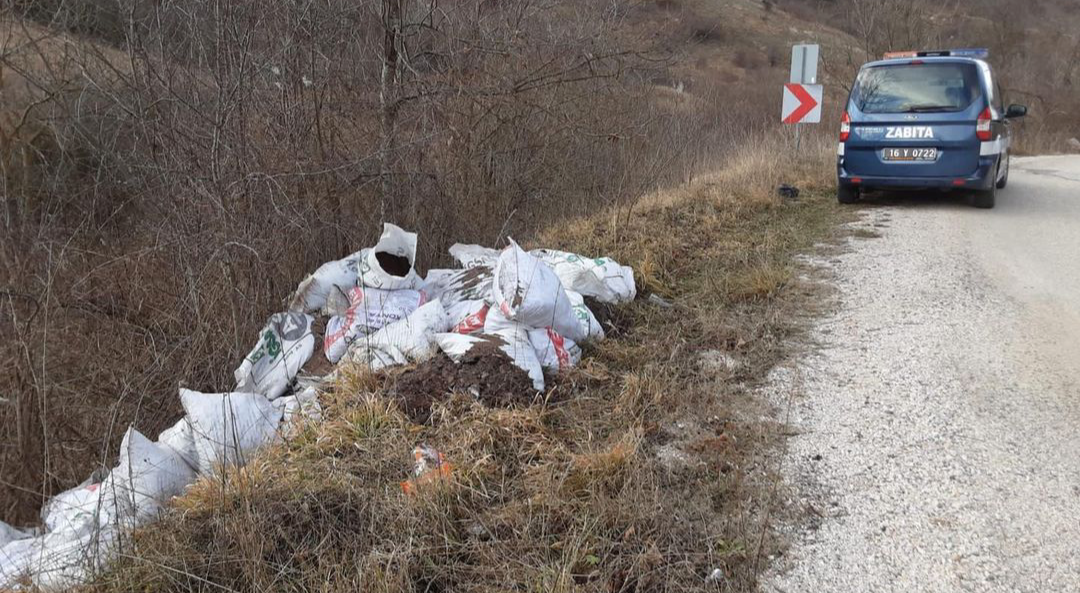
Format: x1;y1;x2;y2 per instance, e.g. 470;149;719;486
761;156;1080;593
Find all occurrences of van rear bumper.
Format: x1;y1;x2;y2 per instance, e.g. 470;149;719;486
838;155;998;191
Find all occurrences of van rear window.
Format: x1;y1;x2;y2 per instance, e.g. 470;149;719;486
852;63;982;114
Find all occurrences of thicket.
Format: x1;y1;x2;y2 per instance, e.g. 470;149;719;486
0;0;757;523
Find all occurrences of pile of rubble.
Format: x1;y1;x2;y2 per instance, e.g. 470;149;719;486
0;224;635;590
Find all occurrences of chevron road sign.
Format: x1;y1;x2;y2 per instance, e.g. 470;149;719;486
781;83;823;125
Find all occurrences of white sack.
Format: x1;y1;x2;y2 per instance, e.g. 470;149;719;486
566;290;605;341
99;428;196;528
28;527;118;592
357;223;422;290
0;534;35;589
323;287;427;363
531;248;636;303
448;243;500;269
528;328;582;372
273;386;323;437
492;240;585;342
41;481;107;536
0;522;30;549
345;343;407;372
345;301;452;370
181;389;283;475
234;312;315;400
446;300;489;334
483;309;546;391
420;269;457;303
428;265;495;309
288;250;365;314
156;417;198;471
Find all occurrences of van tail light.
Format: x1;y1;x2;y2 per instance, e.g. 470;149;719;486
976;107;993;141
840;111;851;142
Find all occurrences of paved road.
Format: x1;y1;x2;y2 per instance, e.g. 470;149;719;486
763;156;1080;593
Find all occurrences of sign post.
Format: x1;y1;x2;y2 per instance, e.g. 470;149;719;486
785;44;822;151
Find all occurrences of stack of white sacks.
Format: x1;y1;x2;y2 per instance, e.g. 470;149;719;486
0;224;635;590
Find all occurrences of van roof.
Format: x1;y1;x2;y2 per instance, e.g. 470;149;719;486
863;56;987;69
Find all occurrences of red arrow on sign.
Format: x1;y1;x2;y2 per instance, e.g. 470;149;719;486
782;83;820;124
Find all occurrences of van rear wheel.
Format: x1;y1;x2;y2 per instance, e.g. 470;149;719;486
838;184;860;204
973;183;996;209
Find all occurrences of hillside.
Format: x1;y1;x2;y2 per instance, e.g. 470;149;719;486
0;0;859;528
2;0;1080;590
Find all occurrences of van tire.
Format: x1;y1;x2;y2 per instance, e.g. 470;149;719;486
996;154;1009;189
973;185;996;209
838;184;860;204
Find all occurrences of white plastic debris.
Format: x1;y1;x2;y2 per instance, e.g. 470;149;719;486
357;223;422;290
492;240;586;343
528;327;581;371
99;428;196;528
288;250;365;314
448;243;500;269
323;287;427;363
180;389;283;475
531;248;636;303
234;312;315;400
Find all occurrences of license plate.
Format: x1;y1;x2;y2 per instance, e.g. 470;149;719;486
883;147;938;161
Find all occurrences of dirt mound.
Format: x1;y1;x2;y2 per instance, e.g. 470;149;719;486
390;340;538;423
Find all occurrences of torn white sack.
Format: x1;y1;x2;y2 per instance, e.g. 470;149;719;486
357;223;422;290
288;250;366;314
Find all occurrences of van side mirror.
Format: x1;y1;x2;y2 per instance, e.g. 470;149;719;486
1005;104;1028;119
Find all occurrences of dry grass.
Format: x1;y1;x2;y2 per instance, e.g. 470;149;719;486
91;140;846;593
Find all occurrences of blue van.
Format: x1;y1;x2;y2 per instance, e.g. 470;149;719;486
837;50;1027;209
